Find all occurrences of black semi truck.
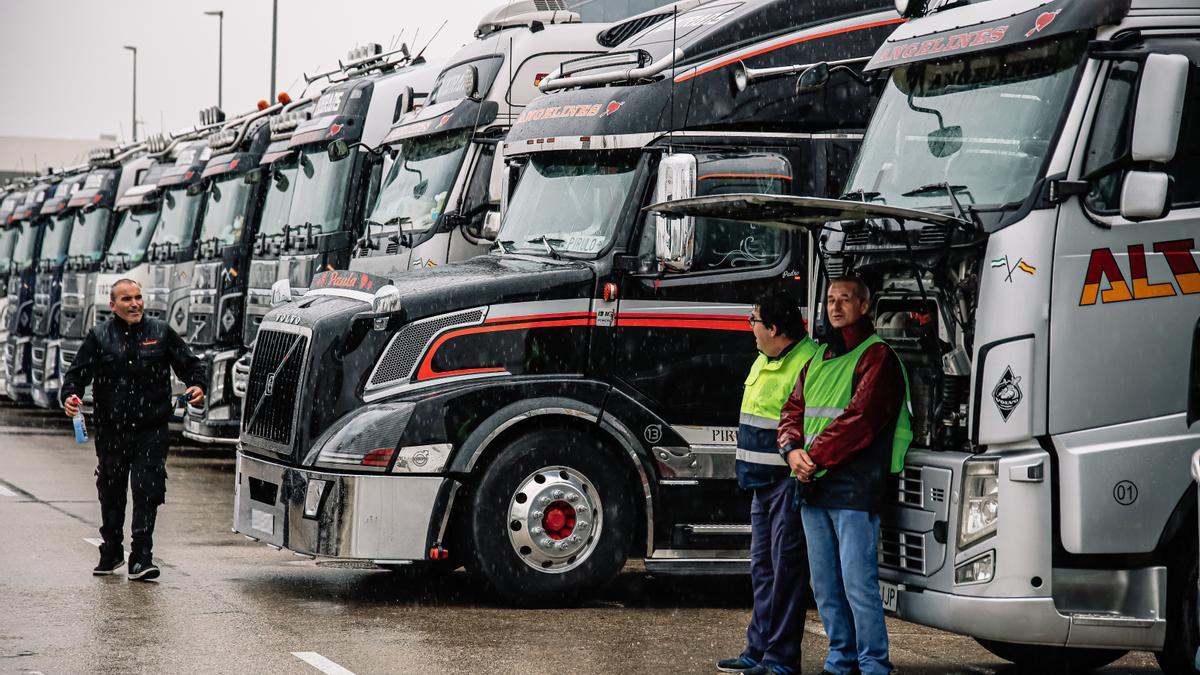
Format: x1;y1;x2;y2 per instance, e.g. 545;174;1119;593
233;0;897;605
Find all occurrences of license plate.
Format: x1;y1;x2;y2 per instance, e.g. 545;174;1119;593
251;508;275;535
879;580;898;612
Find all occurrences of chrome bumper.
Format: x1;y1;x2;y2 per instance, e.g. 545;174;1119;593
183;412;240;445
233;452;446;561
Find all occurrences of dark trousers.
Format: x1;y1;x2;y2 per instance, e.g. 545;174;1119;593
742;477;811;669
94;426;169;562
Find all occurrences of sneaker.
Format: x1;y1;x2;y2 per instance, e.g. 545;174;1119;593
746;663;796;675
92;553;125;576
128;559;160;581
717;656;760;672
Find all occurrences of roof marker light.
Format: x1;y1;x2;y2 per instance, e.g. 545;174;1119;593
257;100;270;111
277;92;292;105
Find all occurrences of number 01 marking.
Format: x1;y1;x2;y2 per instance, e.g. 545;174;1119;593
1113;480;1138;506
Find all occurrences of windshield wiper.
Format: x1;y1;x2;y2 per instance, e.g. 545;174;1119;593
529;235;563;260
900;183;975;226
841;190;885;204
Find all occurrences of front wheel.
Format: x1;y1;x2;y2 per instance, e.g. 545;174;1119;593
975;638;1126;673
1155;537;1199;674
467;428;634;607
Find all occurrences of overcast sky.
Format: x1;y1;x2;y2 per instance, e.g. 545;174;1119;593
0;0;557;142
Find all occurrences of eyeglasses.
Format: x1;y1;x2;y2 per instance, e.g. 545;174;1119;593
747;316;763;326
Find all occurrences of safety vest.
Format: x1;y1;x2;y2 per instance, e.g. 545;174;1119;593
802;333;912;475
736;336;818;477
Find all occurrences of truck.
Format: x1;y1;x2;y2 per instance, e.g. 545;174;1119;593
0;189;23;398
231;0;897;605
648;0;1200;670
59;145;152;396
30;169;90;409
182;101;285;444
5;181;50;402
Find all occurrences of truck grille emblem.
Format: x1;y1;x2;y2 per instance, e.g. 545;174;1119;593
992;367;1022;422
264;373;276;397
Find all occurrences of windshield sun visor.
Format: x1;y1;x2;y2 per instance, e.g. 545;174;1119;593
382;98;498;146
866;0;1131;72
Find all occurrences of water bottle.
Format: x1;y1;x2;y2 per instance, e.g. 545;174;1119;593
69;397;88;444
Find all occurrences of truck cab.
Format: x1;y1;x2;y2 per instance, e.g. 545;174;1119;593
57;149;133;406
231;0;895;606
0;191;22;398
345;3;606;281
30;170;88;409
651;0;1200;670
182;102;284;444
5;183;49;402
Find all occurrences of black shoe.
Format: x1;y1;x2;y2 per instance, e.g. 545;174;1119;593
717;656;760;672
128;559;160;581
92;552;125;576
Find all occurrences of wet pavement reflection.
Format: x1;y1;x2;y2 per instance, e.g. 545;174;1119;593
0;403;1162;674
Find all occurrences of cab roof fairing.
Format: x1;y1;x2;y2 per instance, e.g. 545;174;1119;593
260;98;319;166
202;115;272;179
156;140;212;189
40;173;89;215
508;9;895;150
67;168;121;209
114;162;167;209
287;59;441;152
864;0;1132;72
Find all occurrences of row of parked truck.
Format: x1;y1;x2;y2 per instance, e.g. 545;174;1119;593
4;0;1199;671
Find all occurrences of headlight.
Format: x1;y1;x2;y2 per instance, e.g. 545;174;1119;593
958;459;999;548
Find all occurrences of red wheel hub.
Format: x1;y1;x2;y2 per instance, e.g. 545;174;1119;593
542;500;577;540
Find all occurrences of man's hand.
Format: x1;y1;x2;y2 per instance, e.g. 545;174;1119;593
185;386;205;406
786;448;817;483
63;395;81;418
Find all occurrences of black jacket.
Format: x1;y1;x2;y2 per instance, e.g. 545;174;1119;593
60;315;206;433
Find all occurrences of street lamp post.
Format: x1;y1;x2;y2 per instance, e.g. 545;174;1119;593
204;10;224;109
270;0;278;98
122;45;137;141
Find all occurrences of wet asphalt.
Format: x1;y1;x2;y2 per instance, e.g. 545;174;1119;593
0;403;1163;674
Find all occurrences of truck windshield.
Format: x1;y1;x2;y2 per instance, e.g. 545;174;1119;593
259;162;299;239
500;151;639;256
0;227;17;272
368;129;470;236
12;222;38;268
199;174;252;246
152;188;203;247
845;35;1084;212
288;148;351;234
108;206;161;265
67;207;111;261
39;213;74;262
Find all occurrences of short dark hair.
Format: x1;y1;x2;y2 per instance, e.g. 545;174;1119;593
754;290;807;340
110;278;141;301
828;275;871;303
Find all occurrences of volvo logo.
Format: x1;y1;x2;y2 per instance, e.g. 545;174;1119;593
264;373;276;396
273;313;302;326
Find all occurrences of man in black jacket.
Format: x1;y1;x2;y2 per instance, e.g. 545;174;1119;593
61;278;206;581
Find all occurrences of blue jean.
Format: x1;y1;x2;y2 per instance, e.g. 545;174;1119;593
801;505;891;675
742;477;810;669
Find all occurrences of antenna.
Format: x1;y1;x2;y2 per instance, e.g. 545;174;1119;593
414;20;448;62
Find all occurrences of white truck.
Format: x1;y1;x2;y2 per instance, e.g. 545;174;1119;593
650;0;1200;671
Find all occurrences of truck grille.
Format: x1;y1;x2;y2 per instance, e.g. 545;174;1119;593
878;527;926;575
894;467;924;507
31;347;44;385
243;328;309;448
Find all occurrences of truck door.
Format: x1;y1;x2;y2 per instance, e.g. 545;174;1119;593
612;150;805;434
1049;38;1200;555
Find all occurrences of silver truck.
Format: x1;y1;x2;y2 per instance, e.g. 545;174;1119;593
651;0;1200;670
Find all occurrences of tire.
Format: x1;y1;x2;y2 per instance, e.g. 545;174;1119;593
467;427;634;607
1156;537;1199;675
975;638;1126;673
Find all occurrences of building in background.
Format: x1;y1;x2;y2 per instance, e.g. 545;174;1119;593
0;136;117;183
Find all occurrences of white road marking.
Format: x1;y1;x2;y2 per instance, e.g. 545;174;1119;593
292;652;356;675
0;484;16;497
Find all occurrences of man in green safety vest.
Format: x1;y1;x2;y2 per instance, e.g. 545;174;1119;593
778;276;911;675
717;290;818;675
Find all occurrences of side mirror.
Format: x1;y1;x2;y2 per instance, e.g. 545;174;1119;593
397;86;415;118
186;182;205;197
653;154;697;273
1131;53;1189;163
796;63;830;93
269;278;293;308
928;125;963;158
480;210;501;241
1120;171;1170;222
327;139;351;163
